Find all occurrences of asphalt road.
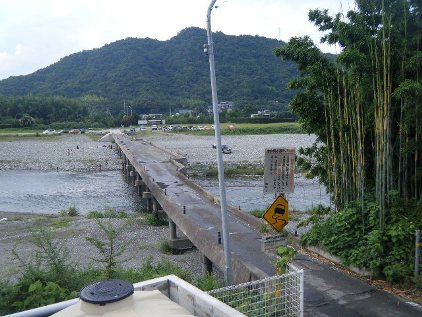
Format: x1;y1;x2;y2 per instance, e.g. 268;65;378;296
292;253;422;316
117;134;422;316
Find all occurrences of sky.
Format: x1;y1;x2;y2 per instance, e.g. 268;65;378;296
0;0;352;80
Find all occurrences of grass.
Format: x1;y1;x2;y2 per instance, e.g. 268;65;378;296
49;218;72;229
171;122;303;136
203;163;264;178
86;209;131;219
249;209;265;218
159;240;174;254
0;128;41;136
143;213;168;226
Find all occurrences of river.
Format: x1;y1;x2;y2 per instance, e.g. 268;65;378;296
0;133;330;214
0;169;142;214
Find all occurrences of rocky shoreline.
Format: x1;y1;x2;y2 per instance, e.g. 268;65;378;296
0;134;120;171
0;134;204;282
0;132;316;283
0;210;203;282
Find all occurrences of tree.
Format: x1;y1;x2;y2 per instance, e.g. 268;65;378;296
19;114;35;127
275;0;422;230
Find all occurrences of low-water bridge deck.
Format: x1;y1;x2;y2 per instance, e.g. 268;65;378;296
113;134;276;284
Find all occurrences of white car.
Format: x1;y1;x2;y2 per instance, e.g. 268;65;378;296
42;129;56;135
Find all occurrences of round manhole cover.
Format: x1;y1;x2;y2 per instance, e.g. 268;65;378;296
80;279;134;304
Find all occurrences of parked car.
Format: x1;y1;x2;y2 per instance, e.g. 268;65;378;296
222;145;232;154
212;143;232;154
151;125;158;131
42;129;56;135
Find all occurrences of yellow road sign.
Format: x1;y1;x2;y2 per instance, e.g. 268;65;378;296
263;195;289;232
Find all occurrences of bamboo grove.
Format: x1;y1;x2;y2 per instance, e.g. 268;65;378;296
275;0;421;230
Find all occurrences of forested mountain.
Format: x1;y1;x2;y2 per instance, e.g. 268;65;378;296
0;27;298;113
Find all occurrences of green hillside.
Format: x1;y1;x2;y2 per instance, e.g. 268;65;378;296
0;27;297;113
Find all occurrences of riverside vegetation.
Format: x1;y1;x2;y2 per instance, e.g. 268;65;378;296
0;207;292;314
0;209;199;314
275;0;422;291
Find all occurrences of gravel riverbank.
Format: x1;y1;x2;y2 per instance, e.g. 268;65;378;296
145;132;317;165
0;134;204;283
0;211;203;282
0;132;318;284
0;134;120;171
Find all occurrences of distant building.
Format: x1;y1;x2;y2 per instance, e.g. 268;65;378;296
250;110;271;118
178;109;194;115
141;113;163;119
208;101;234;114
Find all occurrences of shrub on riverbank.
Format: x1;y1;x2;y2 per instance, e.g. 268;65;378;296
0;219;194;314
301;192;422;288
86;209;130;219
192;163;264;178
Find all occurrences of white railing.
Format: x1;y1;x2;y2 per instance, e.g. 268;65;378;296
208;264;304;317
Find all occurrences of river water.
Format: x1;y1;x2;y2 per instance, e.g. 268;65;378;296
0;135;142;214
0;170;142;214
0;134;330;215
195;176;330;213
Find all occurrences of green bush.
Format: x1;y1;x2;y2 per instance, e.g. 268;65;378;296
249;209;265;218
275;246;296;274
159;240;174;254
85;219;132;279
0;225;84;314
301;192;422;284
0;220;196;315
143;213;168;226
196;273;222;291
12;280;77;311
87;209;129;219
59;206;79;217
113;258;193;284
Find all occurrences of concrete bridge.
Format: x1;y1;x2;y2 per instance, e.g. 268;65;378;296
112;133;277;284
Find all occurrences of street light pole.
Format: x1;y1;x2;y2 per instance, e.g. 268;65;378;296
206;0;233;286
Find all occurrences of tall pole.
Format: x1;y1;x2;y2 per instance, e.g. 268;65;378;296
206;0;233;285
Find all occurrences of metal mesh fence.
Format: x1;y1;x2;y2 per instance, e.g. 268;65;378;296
208;264;304;317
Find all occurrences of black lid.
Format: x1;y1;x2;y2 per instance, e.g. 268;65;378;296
80;279;134;305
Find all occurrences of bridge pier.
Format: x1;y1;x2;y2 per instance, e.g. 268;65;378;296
135;176;146;196
126;161;132;178
168;219;194;251
152;197;162;214
142;190;152;212
201;254;213;276
121;154;126;172
169;220;177;240
129;169;136;185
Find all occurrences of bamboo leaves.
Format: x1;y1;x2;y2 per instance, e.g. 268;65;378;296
276;0;422;228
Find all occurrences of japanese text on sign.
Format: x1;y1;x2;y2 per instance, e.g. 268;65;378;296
263;148;295;194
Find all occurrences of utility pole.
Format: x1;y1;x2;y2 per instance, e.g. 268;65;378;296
205;0;233;286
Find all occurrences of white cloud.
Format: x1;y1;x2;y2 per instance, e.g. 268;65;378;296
0;0;347;80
